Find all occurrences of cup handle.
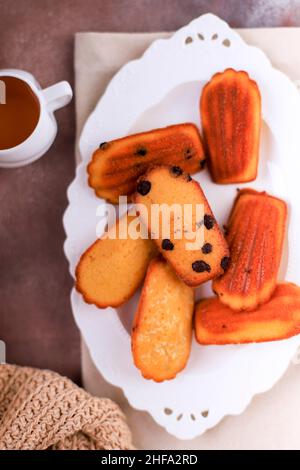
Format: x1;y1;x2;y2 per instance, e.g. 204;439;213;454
42;81;73;112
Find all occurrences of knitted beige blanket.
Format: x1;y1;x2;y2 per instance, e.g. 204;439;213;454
0;365;134;450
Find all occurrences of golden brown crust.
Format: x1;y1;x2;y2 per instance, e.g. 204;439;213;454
132;258;194;382
200;68;261;184
75;213;157;308
195;283;300;345
88;123;205;203
134;166;229;287
213;189;287;311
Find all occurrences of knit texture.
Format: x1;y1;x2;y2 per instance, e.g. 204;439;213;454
0;364;134;450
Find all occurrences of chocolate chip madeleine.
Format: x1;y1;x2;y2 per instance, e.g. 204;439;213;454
134;166;229;287
132;258;194;382
213;189;287;311
200;68;261;184
195;283;300;345
88;123;205;203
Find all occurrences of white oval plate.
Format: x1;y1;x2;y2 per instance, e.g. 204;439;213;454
64;14;300;440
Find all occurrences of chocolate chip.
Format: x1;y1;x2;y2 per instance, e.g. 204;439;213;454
99;142;108;149
137;180;151;196
185;148;192;160
162;239;174;251
204;214;215;230
136;146;147;156
186;174;192;182
221;256;230;271
200;158;206;169
201;243;212;254
170;166;183;176
192;260;211;273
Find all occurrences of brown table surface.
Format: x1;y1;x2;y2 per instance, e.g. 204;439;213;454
0;0;299;384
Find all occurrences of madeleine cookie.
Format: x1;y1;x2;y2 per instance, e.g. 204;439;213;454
201;68;261;184
75;213;157;308
132;258;194;382
213;189;287;311
88;123;205;203
134;166;229;287
195;283;300;345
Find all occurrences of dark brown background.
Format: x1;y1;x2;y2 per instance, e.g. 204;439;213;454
0;0;299;384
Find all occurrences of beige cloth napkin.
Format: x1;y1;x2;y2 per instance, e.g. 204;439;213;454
75;29;300;450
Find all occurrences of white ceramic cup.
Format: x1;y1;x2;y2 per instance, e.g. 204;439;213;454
0;69;73;168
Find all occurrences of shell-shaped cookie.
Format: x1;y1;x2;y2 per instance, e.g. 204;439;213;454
200;68;261;184
213;189;287;311
75;213;157;308
132;258;194;382
195;283;300;345
134;166;229;287
88;123;206;203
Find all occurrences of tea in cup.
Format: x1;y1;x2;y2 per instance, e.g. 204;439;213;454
0;69;72;168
